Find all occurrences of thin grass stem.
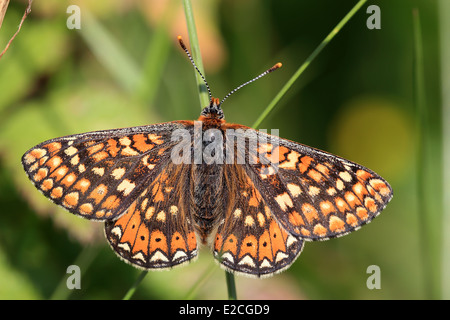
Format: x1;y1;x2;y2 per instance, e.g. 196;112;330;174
251;0;367;129
123;270;148;300
182;0;210;109
182;0;237;299
439;0;450;300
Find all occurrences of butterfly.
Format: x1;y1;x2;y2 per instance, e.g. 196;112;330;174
21;36;393;278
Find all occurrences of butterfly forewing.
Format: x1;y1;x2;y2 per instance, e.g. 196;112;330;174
21;122;187;221
246;130;393;241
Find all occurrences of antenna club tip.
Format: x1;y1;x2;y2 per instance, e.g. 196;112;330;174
275;62;282;68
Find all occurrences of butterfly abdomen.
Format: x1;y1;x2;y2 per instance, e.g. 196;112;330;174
190;163;225;244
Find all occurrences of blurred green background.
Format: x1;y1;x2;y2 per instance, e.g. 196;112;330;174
0;0;446;299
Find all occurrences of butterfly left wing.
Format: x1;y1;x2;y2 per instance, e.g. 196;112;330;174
21;122;185;221
105;162;198;270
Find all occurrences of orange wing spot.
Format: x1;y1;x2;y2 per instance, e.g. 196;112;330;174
335;197;350;213
269;221;286;253
279;151;300;170
119;136;132;146
170;232;187;254
103;195;121;210
118;203;136;223
345;191;361;208
149;230;168;255
92;151;109;162
366;185;382;202
33;168;48;182
49;165;68;181
87;143;104;155
356;207;369;220
120;209;141;245
308;169;323;182
239;235;258;258
258;230;273;261
214;234;223;252
187;232;197;251
267;145;287;164
41;178;54;191
39;156;49;166
74;178;91;194
329;216;346;232
346;213;358;226
148;134;164;145
302;203;319;223
133;224;150;255
83;141;96;147
352;182;368;200
364;197;378;213
275;192;293;211
154;189;165;202
121;146;139;156
300;227;311;237
299;155;313;173
313;224;328;236
319;200;336;216
315;163;330;177
258;143;273;154
248;194;259;207
95;210;105;218
61;172;77;188
107;139;120;157
369;179;391;197
63;192;79;208
24;148;45;164
79;203;93;215
88;184;108;204
44;142;62;155
356;169;373;181
45;156;63;172
288;210;305;227
222;234;238;255
133;134;154;152
50;187;63;199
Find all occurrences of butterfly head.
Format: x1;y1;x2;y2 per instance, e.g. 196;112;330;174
200;97;224;120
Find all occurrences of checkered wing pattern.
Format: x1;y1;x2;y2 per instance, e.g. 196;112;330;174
246;130;393;241
104;162;198;269
213;164;304;277
21;122;186;221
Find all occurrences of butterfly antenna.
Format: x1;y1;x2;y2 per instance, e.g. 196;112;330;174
220;62;282;106
177;36;212;100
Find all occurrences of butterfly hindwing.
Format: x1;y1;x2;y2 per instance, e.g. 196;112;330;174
105;162;198;269
21;122;188;221
213;164;304;278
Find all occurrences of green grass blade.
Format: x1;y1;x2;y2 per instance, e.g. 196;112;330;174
413;8;438;300
50;245;100;300
184;262;217;300
79;11;140;94
439;0;450;300
182;0;237;298
225;271;237;300
182;0;210;109
251;0;367;129
123;270;148;300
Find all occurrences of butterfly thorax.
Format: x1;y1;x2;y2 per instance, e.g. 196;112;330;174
198;97;225;121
